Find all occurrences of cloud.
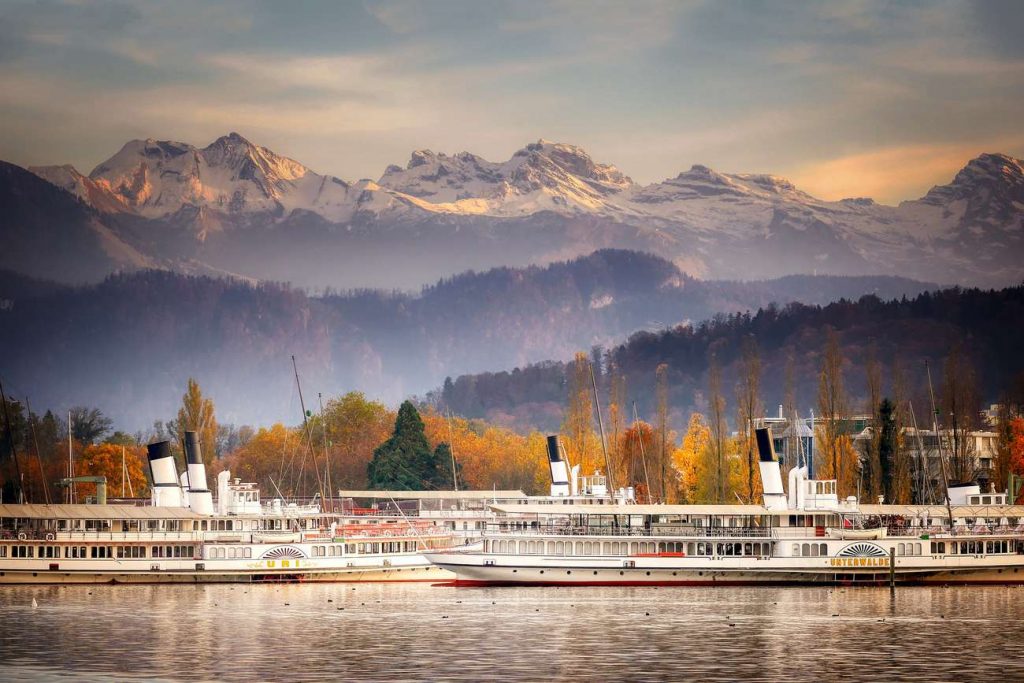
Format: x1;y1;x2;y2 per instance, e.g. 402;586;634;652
787;139;1024;205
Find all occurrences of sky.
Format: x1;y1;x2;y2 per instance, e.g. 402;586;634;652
1;0;1022;204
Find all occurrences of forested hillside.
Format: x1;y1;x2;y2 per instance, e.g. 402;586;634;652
0;250;931;429
437;286;1024;432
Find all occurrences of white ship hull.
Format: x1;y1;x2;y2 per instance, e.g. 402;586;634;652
426;549;1024;586
0;553;453;584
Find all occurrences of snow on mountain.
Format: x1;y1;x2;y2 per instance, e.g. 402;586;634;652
377;140;639;217
83;132;429;225
18;133;1024;287
28;164;131;214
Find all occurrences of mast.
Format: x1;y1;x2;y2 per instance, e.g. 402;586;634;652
926;361;955;535
68;409;75;504
445;407;459;492
318;392;332;511
0;379;25;503
291;355;325;504
589;363;614;502
24;397;50;504
632;401;653;503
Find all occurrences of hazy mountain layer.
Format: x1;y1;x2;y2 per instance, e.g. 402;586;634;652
0;250;932;429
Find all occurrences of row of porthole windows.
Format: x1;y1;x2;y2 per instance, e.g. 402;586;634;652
484;539;772;557
207;547;252;559
897;542;923;556
311;545;343;557
793;543;829;557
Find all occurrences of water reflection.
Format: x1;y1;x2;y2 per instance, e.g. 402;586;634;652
1;584;1022;681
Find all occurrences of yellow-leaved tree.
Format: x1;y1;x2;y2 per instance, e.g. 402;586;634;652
673;412;709;504
176;378;218;466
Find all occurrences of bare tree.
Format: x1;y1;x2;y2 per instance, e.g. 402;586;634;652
707;352;727;503
655;363;670;502
816;327;855;495
735;336;762;502
563;352;597;474
889;356;912;503
941;345;981;484
864;344;883;500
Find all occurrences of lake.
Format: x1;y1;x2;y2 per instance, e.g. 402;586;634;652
1;583;1022;681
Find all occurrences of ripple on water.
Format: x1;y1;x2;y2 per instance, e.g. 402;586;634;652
1;584;1023;682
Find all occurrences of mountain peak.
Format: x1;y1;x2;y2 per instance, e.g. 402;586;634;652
921;152;1024;206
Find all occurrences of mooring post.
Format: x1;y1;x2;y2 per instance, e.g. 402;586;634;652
889;547;896;589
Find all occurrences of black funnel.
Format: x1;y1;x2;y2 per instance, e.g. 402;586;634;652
546;435;563;463
147;440;172;462
755;427;776;462
184;431;203;465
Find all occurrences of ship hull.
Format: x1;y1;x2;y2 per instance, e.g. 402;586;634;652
0;564;452;585
426;553;1024;587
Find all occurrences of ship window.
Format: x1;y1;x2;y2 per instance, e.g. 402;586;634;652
986;541;993;554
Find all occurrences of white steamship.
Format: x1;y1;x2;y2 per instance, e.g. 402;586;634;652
0;433;456;584
425;429;1024;586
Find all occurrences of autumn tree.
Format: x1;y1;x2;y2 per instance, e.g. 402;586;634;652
618;421;655;502
655;363;670;502
816;327;856;496
320;392;393;490
562;352;600;475
735;336;762;503
422;410;548;493
218;423;296;496
673;412;709;504
176;378;217;467
707;352;728;503
75;442;149;499
606;360;627;487
1008;417;1024;504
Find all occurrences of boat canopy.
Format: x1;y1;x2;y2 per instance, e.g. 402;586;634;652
0;504;206;520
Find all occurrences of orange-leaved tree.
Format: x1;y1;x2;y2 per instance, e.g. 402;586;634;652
76;443;149;499
1009;417;1024;504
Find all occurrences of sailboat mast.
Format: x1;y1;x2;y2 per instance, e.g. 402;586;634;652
589;363;615;502
926;360;955;535
291;355;325;504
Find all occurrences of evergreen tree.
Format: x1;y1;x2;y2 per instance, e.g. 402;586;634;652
368;401;452;490
878;399;897;503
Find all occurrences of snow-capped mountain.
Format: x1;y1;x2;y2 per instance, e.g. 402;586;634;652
12;134;1024;288
377;140;637;218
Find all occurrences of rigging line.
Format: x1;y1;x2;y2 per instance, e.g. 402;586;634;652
925;360;956;533
632;401;653;504
318;392;333;512
292;355;327;501
291;355;326;502
589;362;614;501
24;396;50;505
277;373;301;500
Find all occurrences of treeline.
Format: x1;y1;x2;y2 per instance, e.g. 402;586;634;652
437;285;1024;433
0;250;931;429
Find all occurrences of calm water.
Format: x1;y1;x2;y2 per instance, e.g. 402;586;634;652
1;583;1022;682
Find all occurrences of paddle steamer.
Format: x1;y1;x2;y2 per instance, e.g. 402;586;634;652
425;429;1024;585
0;433;456;584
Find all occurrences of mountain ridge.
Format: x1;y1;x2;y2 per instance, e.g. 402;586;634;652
9;134;1024;288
